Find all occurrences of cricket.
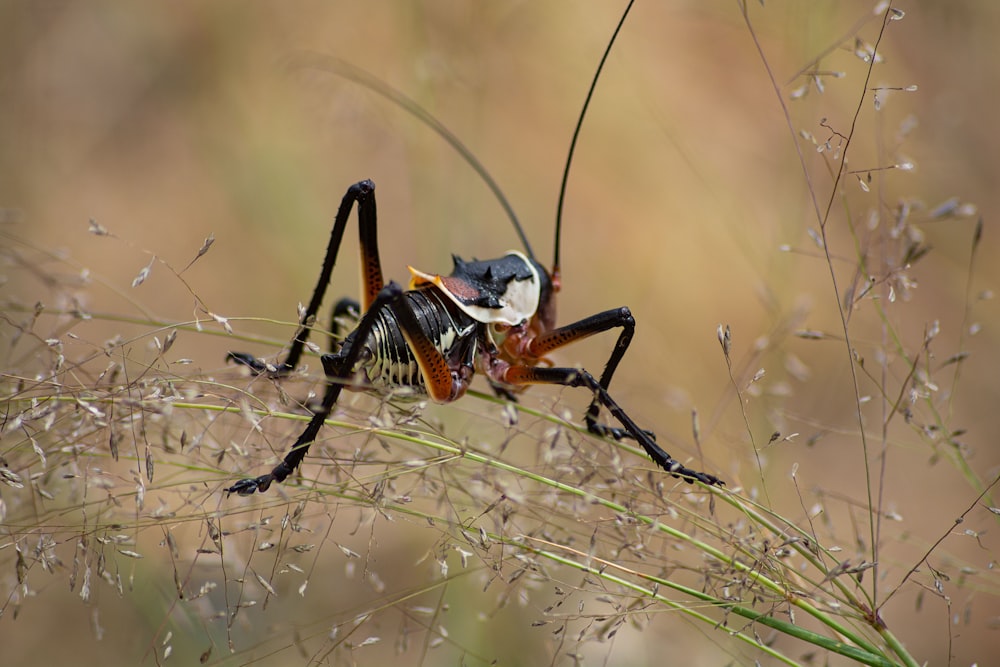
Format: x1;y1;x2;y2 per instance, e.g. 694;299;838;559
225;1;722;496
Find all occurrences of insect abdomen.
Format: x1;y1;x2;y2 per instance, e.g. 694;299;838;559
363;287;476;394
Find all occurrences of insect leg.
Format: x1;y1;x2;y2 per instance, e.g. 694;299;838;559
329;297;361;352
225;281;401;496
501;364;723;486
227;179;383;375
389;292;474;403
525;307;645;441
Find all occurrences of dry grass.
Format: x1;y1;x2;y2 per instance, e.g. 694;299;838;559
2;2;998;666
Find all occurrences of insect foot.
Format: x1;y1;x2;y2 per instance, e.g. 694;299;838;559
584;411;720;485
638;432;724;486
669;460;725;487
225;475;271;496
225;459;295;496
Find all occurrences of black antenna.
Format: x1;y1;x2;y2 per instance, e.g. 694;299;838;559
553;0;635;281
283;53;536;261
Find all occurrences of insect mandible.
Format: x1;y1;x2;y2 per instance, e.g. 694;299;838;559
225;3;722;496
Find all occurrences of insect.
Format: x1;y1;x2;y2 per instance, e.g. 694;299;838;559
224;3;722;496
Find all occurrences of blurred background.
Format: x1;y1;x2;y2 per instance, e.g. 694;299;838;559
2;1;998;665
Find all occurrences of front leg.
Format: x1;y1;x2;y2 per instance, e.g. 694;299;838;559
498;364;722;486
522;307;649;442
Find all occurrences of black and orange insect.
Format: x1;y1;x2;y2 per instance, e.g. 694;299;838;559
225;3;722;496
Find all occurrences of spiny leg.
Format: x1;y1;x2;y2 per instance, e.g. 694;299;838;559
526;307;647;442
502;364;722;486
224;380;341;496
227;180;383;376
226;282;399;496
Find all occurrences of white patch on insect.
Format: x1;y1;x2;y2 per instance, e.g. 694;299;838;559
436;320;476;353
368;355;418;390
408;251;540;326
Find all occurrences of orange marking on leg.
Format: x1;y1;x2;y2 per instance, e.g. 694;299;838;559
502;365;546;386
527;330;577;357
361;251;384;311
399;327;455;403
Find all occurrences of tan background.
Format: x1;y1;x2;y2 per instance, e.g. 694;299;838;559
2;2;998;665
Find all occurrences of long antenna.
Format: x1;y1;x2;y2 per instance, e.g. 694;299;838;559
284;53;536;261
553;0;635;282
